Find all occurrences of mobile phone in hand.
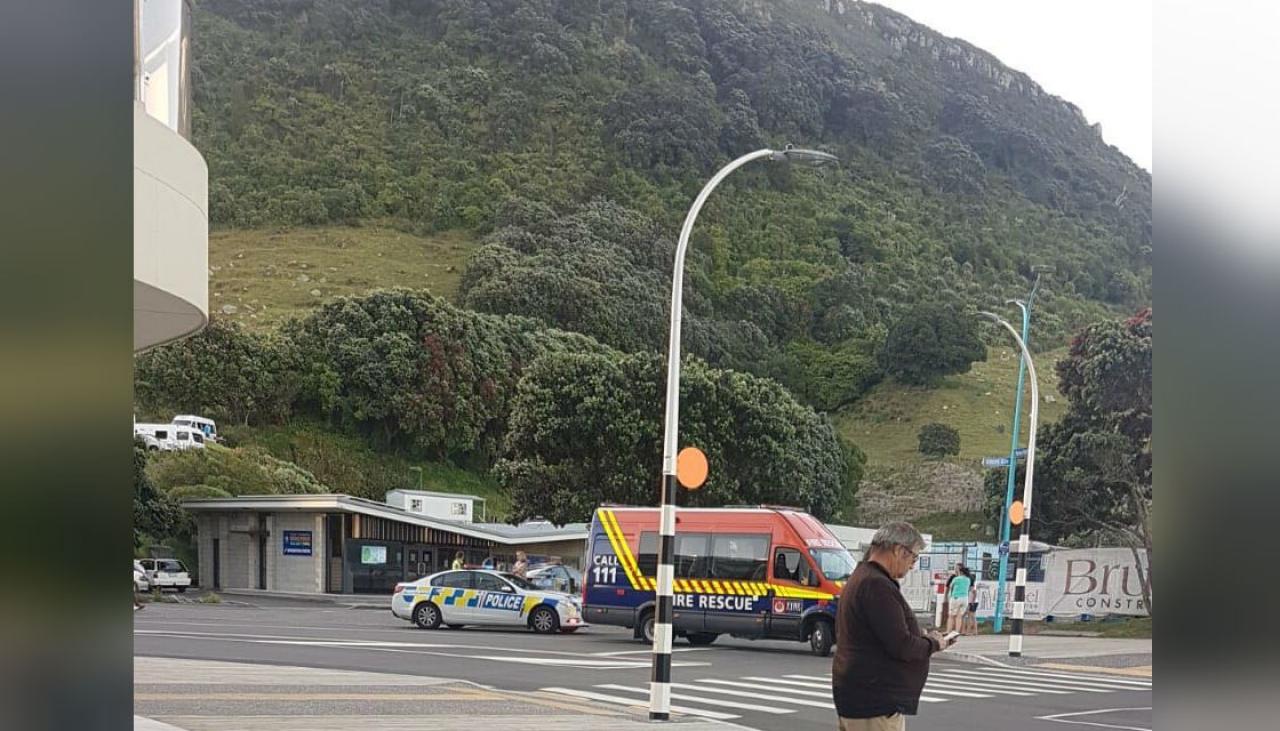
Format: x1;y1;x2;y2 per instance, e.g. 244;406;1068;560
943;630;960;644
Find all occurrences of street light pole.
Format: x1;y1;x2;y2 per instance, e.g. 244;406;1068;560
649;146;836;720
993;268;1049;633
979;311;1039;658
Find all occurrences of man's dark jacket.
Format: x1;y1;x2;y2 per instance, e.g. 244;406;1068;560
832;559;940;718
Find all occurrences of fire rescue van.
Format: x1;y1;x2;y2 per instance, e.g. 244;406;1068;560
582;506;855;656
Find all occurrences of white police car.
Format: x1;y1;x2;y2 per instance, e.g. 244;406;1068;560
392;569;586;634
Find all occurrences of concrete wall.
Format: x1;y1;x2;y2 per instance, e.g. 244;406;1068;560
269;512;324;593
195;513;254;590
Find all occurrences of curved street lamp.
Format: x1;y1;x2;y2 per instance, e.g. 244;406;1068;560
993;264;1052;632
650;146;837;720
979;310;1039;658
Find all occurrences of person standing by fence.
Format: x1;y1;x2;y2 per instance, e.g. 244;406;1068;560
833;522;954;730
946;564;972;636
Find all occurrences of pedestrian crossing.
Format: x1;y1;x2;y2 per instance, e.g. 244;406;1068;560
539;666;1151;721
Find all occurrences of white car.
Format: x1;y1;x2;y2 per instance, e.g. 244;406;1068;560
392;569;586;634
133;561;150;592
139;558;192;592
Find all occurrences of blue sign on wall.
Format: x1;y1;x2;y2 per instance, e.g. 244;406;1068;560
283;530;312;556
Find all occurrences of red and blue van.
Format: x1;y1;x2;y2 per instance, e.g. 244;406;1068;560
582;506;855;655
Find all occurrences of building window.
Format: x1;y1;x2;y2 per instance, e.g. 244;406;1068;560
410;499;423;512
450;503;467;516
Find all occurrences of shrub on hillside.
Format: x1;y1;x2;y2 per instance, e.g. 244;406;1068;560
918;423;961;457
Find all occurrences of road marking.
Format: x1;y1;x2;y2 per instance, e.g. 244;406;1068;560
1033;663;1152;679
973;665;1153;688
921;677;1036;696
931;669;1117;693
931;670;1090;696
538;687;738;720
669;682;835;709
783;674;834;682
773;675;936;701
928;672;1072;695
1034;706;1152;731
595;684;794;714
719;678;833;697
589;648;712;657
134;691;492;701
136;631;709;670
136;628;629;659
957;667;1152;691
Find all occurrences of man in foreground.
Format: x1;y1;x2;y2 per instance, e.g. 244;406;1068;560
832;522;954;730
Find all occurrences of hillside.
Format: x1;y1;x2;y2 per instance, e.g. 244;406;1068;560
161;0;1155;537
209;225;474;331
836;344;1067;466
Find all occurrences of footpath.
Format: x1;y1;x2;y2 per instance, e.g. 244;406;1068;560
133;657;748;731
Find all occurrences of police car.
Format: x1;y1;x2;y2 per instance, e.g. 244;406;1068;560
392;568;587;634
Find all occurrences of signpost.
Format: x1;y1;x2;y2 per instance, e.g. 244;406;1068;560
982;448;1028;469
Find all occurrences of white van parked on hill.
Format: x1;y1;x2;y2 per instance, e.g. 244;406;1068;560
134;423;205;451
171;415;218;442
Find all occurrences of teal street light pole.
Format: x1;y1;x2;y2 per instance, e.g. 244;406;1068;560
992;265;1052;633
979;311;1040;657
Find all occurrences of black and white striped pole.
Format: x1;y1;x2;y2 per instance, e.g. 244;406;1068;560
650;146;837;720
979;308;1039;658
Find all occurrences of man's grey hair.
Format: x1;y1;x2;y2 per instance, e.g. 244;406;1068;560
867;521;926;557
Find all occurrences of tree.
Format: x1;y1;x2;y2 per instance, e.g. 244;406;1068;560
1034;308;1153;614
134;318;300;426
287;289;606;462
880;303;986;386
134;442;185;550
918;423;961;457
496;350;856;525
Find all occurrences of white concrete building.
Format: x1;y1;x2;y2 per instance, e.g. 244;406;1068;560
182;494;588;595
385;489;486;523
134;0;208;352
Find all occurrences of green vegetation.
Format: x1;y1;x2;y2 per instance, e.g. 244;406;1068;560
146;442;328;496
881;303;986;386
498;350;858;523
978;616;1152;639
835;345;1068;466
210;224;476;332
137;291;850;522
227;420;511;520
917;423;961;458
1000;310;1152;618
911;511;989;542
134;0;1154;534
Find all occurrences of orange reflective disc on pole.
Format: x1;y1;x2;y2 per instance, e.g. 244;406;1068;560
676;447;708;489
1009;500;1025;526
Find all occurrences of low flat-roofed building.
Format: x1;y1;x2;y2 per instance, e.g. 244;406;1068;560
181;494;586;595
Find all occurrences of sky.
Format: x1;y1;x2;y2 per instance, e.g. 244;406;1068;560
869;0;1152;172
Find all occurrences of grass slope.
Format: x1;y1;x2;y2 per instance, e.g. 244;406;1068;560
209;223;475;331
223;421;510;521
835;345;1069;468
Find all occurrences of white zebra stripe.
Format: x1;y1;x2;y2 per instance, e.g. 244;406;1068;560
932;669;1114;693
539;687;737;720
977;666;1152;688
671;682;834;709
949;667;1152;690
596;683;793;714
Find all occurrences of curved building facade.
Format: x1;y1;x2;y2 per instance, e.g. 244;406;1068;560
134;0;207;352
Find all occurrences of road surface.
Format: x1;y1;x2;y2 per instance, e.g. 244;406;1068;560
134;601;1151;731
